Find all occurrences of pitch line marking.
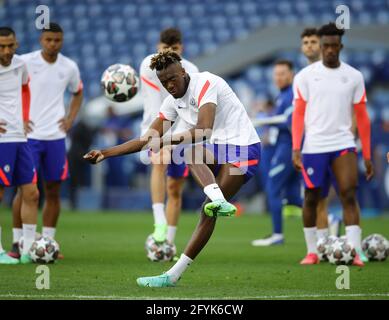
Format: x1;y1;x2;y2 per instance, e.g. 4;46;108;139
1;293;389;300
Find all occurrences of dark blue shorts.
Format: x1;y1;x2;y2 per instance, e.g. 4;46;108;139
148;147;189;179
0;142;37;186
302;147;357;194
28;138;69;182
204;142;261;183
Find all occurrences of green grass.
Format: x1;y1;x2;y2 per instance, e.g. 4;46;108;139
0;209;388;300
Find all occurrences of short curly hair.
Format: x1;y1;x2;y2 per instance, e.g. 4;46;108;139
318;22;345;38
149;51;182;71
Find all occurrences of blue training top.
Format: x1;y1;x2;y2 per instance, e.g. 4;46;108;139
271;84;294;146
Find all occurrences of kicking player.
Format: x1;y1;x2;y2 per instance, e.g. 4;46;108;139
84;51;261;287
8;23;83;259
300;27;342;240
140;28;198;245
0;27;39;264
292;23;373;266
251;60;302;246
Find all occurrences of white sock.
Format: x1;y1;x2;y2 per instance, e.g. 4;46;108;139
0;226;4;254
13;228;23;243
317;228;329;240
303;227;318;254
22;224;36;255
166;253;193;282
203;183;225;202
152;203;167;225
272;233;284;239
345;225;362;251
42;227;56;239
167;226;177;243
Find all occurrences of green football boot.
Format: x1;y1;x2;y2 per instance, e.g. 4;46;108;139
356;248;369;263
0;251;19;265
19;254;33;264
204;200;237;217
136;273;176;288
152;223;167;243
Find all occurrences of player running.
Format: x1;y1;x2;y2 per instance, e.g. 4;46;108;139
8;23;83;259
300;27;342;240
140;28;198;246
251;60;302;246
292;23;373;266
84;51;261;287
0;27;39;264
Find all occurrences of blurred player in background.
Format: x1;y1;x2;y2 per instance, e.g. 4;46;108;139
300;27;342;240
251;60;302;246
0;27;39;264
8;23;83;259
292;23;373;266
84;51;261;287
139;28;198;246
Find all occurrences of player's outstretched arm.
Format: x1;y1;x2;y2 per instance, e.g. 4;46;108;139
84;117;168;164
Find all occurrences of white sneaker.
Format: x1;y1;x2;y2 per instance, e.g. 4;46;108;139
251;234;284;246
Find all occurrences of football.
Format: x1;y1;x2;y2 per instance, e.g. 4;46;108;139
317;235;338;262
144;235;177;262
327;237;356;265
162;241;177;262
145;234;165;262
29;236;60;264
101;64;138;102
362;234;389;261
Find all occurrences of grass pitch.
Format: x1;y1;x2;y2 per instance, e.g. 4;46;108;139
0;209;388;300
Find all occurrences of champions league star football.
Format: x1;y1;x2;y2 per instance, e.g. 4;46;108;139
0;0;388;307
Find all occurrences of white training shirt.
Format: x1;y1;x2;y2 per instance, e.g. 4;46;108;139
21;50;82;140
0;55;29;143
293;60;366;154
159;71;260;146
139;54;199;135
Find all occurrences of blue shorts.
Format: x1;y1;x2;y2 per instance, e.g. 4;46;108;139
0;142;37;186
148;147;189;179
204;142;261;183
28;138;69;182
302;147;357;193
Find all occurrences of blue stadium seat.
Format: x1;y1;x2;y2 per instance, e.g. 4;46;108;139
3;0;387;100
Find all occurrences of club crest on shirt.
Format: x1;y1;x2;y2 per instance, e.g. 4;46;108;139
13;69;18;76
58;71;65;80
307;167;314;176
190;97;196;106
3;164;10;173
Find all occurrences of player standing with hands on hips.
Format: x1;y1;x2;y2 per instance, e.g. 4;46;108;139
8;23;83;259
292;22;373;266
0;27;39;264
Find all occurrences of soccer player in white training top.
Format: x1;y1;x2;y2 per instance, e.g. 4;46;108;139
9;23;83;259
0;26;39;264
84;51;261;287
139;28;198;247
292;23;373;266
300;27;343;241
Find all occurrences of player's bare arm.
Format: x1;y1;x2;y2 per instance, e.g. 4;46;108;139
84;117;170;164
162;103;216;148
58;89;83;133
0;120;6;134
